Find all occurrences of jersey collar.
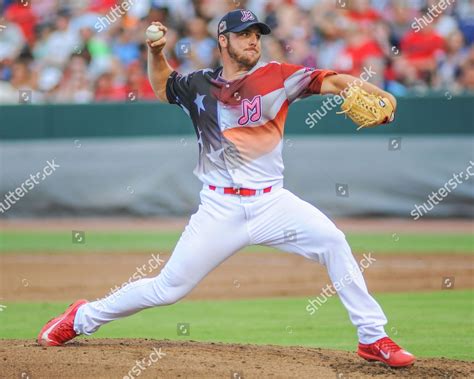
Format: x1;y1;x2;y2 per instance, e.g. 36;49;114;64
217;61;267;83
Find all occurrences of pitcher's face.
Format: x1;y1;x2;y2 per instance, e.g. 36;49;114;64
225;26;262;70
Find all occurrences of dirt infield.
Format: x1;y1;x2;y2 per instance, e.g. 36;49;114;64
2;252;473;301
1;339;472;379
2;254;472;379
1;217;472;232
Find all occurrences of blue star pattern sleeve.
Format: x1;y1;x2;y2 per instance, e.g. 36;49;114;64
165;71;196;116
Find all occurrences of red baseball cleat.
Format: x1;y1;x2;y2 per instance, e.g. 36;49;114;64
357;337;416;367
37;299;87;346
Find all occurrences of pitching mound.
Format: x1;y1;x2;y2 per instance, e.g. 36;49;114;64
1;339;472;378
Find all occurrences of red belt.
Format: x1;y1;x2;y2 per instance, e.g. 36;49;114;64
209;185;272;196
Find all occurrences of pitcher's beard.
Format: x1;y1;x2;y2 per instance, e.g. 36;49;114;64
227;42;260;72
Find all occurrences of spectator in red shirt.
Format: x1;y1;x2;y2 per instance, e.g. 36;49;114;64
124;61;155;101
5;1;38;45
335;22;383;76
88;0;118;14
401;20;445;75
347;0;381;25
94;72;127;102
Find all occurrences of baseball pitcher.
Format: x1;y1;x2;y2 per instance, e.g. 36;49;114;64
38;9;415;368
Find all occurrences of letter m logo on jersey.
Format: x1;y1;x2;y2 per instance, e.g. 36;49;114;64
238;95;262;126
240;10;255;22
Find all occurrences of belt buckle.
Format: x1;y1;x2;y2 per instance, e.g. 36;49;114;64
234;187;241;195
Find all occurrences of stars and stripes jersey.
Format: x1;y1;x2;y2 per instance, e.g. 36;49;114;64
166;61;337;189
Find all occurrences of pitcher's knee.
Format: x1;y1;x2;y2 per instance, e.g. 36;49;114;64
151;272;196;306
323;229;351;256
304;227;351;264
157;285;190;305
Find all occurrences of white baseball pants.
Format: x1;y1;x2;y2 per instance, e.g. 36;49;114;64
74;186;387;343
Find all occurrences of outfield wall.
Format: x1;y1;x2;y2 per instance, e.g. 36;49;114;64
0;94;473;139
0;95;473;218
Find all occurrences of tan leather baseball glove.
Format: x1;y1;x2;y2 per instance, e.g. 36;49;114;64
338;87;395;130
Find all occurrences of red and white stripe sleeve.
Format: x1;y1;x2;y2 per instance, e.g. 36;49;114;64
281;63;337;104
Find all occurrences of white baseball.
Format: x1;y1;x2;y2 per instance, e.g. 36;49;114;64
146;25;164;41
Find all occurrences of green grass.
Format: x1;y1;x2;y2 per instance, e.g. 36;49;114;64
0;231;472;254
1;291;472;361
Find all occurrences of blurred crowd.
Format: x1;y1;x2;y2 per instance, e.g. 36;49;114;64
0;0;473;104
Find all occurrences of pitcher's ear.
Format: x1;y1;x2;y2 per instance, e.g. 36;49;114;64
218;33;229;51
